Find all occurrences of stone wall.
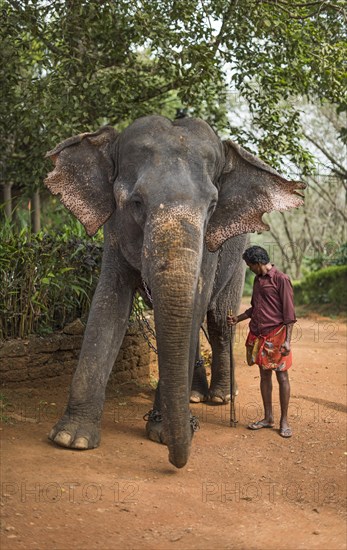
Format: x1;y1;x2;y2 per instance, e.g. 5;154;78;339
0;319;152;386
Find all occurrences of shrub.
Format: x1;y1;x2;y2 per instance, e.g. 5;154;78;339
304;242;347;272
293;265;347;311
0;226;103;339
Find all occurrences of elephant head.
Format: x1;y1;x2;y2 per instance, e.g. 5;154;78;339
45;115;305;468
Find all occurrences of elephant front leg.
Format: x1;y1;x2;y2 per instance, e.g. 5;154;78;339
49;267;136;450
207;312;238;404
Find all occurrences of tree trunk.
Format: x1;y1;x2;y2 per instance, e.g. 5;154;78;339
31;189;41;233
2;183;13;220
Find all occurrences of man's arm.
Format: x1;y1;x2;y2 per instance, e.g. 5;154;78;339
227;275;255;326
281;322;294;356
277;274;296;355
227;311;250;326
278;275;296;326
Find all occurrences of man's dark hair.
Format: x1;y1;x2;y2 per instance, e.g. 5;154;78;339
242;246;270;265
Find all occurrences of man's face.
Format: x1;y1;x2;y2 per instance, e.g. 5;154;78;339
246;262;262;276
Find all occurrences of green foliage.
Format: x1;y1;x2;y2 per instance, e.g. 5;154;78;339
0;222;103;339
293;265;347;310
243;268;255;296
1;0;345;199
304;242;347;272
334;243;347;266
0;220;151;339
40;197;101;239
130;292;146;323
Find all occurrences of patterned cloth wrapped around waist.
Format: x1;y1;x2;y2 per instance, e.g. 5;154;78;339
245;325;292;371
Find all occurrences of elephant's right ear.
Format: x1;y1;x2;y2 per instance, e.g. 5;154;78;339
206;140;306;251
44;126;118;236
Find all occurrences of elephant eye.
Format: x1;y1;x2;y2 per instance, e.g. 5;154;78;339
208;201;217;216
129;195;146;226
129;193;143;210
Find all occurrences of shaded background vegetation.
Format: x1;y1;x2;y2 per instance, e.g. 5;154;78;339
0;222;103;339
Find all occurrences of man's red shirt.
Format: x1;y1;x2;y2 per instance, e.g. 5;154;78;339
245;265;296;336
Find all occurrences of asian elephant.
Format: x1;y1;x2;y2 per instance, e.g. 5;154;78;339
44;115;305;468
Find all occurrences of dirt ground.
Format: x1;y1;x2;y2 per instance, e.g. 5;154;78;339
1;303;346;550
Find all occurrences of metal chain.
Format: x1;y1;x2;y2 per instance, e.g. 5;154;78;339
143;408;200;432
134;278;211;365
142;280;153;305
190;414;200;432
132;293;158;354
143;409;162;422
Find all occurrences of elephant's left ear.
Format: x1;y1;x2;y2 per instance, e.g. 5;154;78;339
205;140;306;252
44;126;118;236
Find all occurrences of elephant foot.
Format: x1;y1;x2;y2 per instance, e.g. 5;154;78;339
209;374;239;404
144;409;168;445
143;409;200;445
190;362;209;403
49;413;101;450
210;393;231;404
190;391;207;403
209;387;238;404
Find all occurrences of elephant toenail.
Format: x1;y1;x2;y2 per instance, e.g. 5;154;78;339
54;431;72;447
211;396;224;403
73;437;89;449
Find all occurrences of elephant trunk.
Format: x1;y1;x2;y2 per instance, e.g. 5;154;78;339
144;208;203;468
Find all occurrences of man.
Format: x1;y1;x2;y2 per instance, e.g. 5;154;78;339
228;245;296;438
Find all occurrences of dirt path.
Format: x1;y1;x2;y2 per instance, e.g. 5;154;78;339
1;307;346;550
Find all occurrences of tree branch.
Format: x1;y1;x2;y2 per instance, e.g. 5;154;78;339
303;131;347;179
6;0;63;56
280;212;303;276
303;206;321;252
268;220;293;272
211;0;238;54
307;175;347;220
259;0;344;18
260;0;344;12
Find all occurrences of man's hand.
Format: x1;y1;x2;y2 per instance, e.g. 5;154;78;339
227;315;238;326
280;341;291;356
227;311;249;326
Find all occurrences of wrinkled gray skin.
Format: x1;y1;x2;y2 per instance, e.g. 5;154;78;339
45;116;305;469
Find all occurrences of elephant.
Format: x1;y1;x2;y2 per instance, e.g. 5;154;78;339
44;115;305;468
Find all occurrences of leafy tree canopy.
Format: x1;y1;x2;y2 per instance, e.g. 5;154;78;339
1;0;346;195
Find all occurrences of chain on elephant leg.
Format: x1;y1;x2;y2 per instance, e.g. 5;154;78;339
143;409;200;445
143;409;167;444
